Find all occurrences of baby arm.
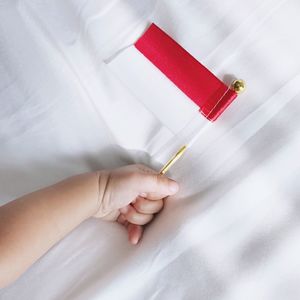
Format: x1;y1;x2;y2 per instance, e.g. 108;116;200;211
0;164;179;288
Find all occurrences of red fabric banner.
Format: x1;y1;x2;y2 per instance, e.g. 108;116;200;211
135;23;237;121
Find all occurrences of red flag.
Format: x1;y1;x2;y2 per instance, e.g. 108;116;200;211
135;23;237;121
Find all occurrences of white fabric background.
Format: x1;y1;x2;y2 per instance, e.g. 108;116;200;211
1;0;300;299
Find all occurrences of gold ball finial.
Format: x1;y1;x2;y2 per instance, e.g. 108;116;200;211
231;79;246;94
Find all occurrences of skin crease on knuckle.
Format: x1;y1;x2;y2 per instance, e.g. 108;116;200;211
134;198;163;214
126;209;154;225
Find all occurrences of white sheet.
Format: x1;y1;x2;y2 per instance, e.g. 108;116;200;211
1;0;300;299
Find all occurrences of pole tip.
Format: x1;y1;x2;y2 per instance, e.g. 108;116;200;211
231;79;246;94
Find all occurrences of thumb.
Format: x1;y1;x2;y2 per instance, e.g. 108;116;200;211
137;173;179;197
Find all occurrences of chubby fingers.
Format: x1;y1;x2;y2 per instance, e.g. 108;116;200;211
120;194;165;224
117;214;143;245
133;196;164;214
120;205;154;225
127;223;143;245
118;196;165;245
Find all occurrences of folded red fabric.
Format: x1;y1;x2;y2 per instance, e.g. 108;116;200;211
135;23;237;121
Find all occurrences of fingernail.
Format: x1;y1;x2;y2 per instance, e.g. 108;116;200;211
168;180;179;194
131;236;139;245
139;192;147;198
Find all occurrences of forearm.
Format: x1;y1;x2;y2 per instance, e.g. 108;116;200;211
0;172;100;288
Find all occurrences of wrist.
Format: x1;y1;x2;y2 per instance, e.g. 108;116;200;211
92;170;111;218
61;171;104;221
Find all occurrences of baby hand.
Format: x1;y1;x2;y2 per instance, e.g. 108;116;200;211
94;164;179;244
0;164;179;287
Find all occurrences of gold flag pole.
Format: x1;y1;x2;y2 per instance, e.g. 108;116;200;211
159;80;245;175
159;145;187;175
